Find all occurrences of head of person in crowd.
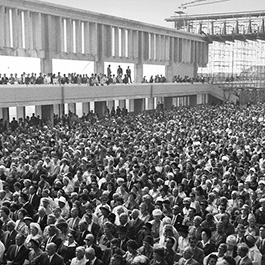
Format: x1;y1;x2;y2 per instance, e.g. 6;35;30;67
207;254;218;265
237;243;249;259
222;256;236;265
75;246;86;261
217;243;228;258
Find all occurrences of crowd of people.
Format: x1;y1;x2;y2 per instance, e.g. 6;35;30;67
0;64;207;86
0;102;264;265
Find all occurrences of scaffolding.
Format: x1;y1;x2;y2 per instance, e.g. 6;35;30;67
166;10;265;103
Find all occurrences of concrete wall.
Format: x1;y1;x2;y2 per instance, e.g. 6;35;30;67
0;83;223;108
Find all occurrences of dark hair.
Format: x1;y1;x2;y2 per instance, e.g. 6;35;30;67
207;254;218;265
222;256;236;265
127;239;138;250
201;228;212;239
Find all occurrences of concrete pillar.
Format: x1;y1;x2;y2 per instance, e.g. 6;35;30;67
103;25;112;58
150;34;155;60
94;101;106;118
132;30;138;59
75;103;83;117
128;30;133;58
32;13;42;50
82;102;90;115
90;102;95;113
84;22;90;54
125;100;130;112
129;99;134;113
76;20;82;54
114;100;119;108
42;105;54;125
134;99;144;113
0;108;9;121
121;28;126;57
164;97;173;110
0;7;5;48
107;100;115;111
135;63;143;84
35;106;42;118
190;95;197;107
16;107;25;120
24;11;33;50
12;9;21;48
119;100;126;108
5;9;11;48
114;27;119;57
41;57;53;75
161;36;165;61
68;103;76;114
146;98;154;110
66;18;73;53
53;104;63;116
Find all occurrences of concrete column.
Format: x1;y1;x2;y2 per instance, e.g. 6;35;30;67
0;108;9;121
82;103;90;115
68;103;76;114
76;20;82;54
24;11;33;50
161;35;165;61
150;34;155;60
165;36;170;61
143;32;149;61
178;38;183;63
121;28;126;57
12;9;22;49
129;99;134;113
103;25;112;58
41;57;53;75
119;100;126;108
42;105;54;125
125;100;130;112
132;30;138;59
0;7;5;48
164;97;173;110
128;29;133;58
174;38;179;62
53;104;63;117
114;100;119;108
66;18;73;53
90;23;98;57
32;13;42;50
146;98;154;110
94;101;106;118
135;63;143;84
134;99;144;113
16;107;25;120
84;22;90;54
189;95;198;107
75;103;83;117
90;102;95;113
156;35;161;61
114;27;119;57
5;9;11;47
35;105;42;117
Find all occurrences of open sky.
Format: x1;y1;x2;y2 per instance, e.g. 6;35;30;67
42;0;265;28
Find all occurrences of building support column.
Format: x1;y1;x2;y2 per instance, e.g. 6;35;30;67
42;105;54;125
164;97;173;110
190;95;197;107
16;107;25;120
94;101;106;118
134;99;144;113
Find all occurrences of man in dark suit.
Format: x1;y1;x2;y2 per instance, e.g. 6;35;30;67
119;213;135;240
189;236;205;265
129;209;144;236
33;207;48;231
256;225;265;264
85;213;100;241
178;246;199;265
237;243;253;265
31;242;64;265
19;192;34;218
42;225;62;251
28;185;40;213
84;233;103;260
66;207;80;233
85;247;103;265
3;220;17;252
5;233;30;265
76;220;90;246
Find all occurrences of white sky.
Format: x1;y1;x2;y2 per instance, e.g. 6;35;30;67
42;0;265;28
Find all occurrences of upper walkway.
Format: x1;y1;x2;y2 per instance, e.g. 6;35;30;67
0;83;225;108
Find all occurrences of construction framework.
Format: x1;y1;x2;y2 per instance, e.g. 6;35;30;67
166;10;265;103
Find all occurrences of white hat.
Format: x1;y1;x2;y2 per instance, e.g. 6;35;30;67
152;209;163;217
58;196;66;204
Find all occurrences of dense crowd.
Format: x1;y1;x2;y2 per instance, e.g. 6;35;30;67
0;102;265;265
